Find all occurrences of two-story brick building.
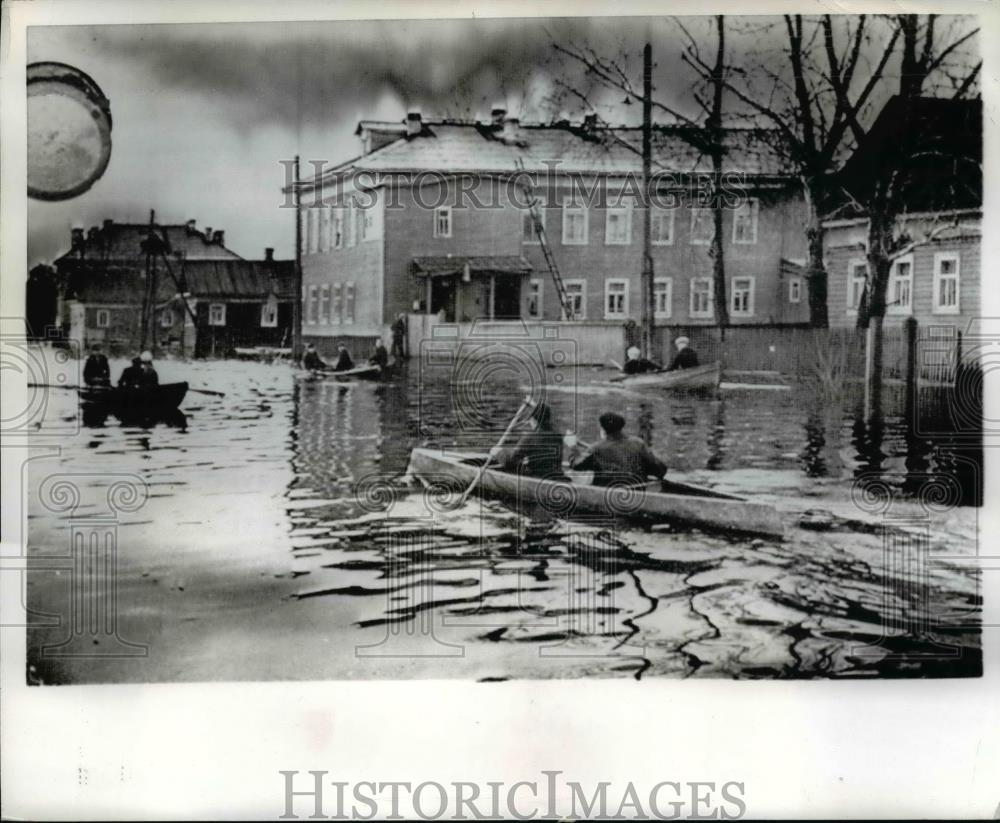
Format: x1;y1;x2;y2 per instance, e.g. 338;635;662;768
292;109;811;356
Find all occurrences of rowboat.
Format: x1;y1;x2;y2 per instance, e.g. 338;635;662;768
606;361;721;391
407;448;784;538
78;381;188;414
296;364;387;382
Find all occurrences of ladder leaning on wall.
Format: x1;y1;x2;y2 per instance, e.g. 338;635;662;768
515;158;576;320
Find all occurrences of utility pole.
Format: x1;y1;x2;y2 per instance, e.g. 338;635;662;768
641;42;656;360
292;155;304;362
140;208;156;352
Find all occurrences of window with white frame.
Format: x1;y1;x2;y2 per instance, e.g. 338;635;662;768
522;210;543;243
160;308;175;328
96;308;110;328
605;279;629;318
652;209;675;245
563;279;586;319
433;207;452;238
731;276;755;317
319;208;330;253
933;252;960;314
319;284;331;324
888;255;914;315
260;299;278;328
690;278;714;318
562;199;588;245
847;259;867;313
690;208;714;245
344;282;356;324
332;208;344;248
209;302;227;327
732;199;759;244
306;286;318;325
604;207;632;245
527;279;543;318
331;283;343;323
357;207;369;242
788;277;802;304
309;209;320;254
654;278;673;318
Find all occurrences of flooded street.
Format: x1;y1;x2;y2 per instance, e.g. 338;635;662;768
26;350;981;682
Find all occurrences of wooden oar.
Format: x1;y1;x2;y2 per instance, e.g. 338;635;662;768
608;360;624;371
187;387;225;397
454;395;533;507
28;382;224;397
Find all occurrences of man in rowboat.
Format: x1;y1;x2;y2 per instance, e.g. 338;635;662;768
136;350;159;388
489;402;566;480
622;345;660;375
665;336;699;371
302;343;329;372
333;344;355;372
565;411;667;487
83;344;110;387
118;356;143;388
368;339;389;369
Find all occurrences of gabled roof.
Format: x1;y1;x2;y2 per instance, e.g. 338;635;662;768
55;221;243;265
297;118;791;193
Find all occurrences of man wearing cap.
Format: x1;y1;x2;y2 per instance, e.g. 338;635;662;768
666;336;699;371
565;412;667;487
118;356;143;389
83;343;110;387
622;345;660;375
490;401;566;479
136;351;159;388
302;343;329;372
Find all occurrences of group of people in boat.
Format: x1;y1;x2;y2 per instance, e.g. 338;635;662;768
489;402;667;488
83;345;159;389
622;336;699;375
301;339;391;374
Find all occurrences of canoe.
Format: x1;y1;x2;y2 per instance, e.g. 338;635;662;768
407;448;784;538
606;361;721;391
296;364;385;382
79;381;188;413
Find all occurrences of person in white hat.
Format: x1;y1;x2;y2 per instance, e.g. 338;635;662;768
622;344;660;375
666;336;699;372
136;350;159;387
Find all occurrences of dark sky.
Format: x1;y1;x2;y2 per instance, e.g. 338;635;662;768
27;15;977;266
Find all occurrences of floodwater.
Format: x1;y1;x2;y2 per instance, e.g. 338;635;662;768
24;347;981;683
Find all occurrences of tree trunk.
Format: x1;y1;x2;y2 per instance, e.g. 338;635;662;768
711;176;729;337
804;189;828;328
864;214;893;423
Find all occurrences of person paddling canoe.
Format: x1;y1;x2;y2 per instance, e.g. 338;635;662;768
333;345;355;372
302;343;329;372
489;401;567;480
564;411;667;487
666;336;699;371
622;345;660;375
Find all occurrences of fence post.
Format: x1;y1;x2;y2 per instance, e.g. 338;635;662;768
905;316;918;424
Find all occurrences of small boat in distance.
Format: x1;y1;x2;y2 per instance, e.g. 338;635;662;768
407;447;784;538
296;364;388;382
605;361;721;391
78;381;189;415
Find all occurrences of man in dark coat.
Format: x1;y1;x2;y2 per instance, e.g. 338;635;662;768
136;351;159;388
622;345;660;375
333;345;354;372
302;343;329;372
390;313;407;360
83;344;111;386
666;336;699;371
491;402;566;479
566;412;667;487
369;339;389;369
118;357;143;389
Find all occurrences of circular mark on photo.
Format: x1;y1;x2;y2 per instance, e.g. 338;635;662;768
850;475;894;515
536;478;578;516
28;62;112;201
355;475;399;513
602;481;647;516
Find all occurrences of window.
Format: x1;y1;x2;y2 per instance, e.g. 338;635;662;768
888;255;913;315
690;278;714;319
306;286;318;325
331;283;343;323
731;276;755;317
562;199;588;245
522;210;543;243
433;207;452;238
527;279;543;318
260;299;278;328
344;283;356;324
605;279;629;318
357;207;369;242
563;279;586;319
345;202;355;247
95;308;110;328
332;208;344;249
847;259;867;314
654;278;673;319
308;208;320;254
933;252;960;314
732;199;759;244
690;208;713;245
652;209;675;245
319;284;331;324
160;309;175;328
604;207;632;245
788;277;802;304
209;303;227;327
319;207;330;253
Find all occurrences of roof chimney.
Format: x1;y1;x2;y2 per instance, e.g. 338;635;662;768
185;219;197;235
583;113;599;132
264;247;274;261
204;227;212;242
406;110;422;138
102;218;114;232
212;229;225;245
71;227;85;247
491;103;506;128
